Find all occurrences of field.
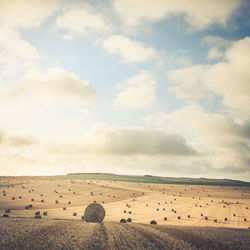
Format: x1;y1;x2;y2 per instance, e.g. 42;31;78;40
0;174;250;249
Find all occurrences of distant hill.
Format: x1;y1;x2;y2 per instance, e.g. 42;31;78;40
65;173;250;187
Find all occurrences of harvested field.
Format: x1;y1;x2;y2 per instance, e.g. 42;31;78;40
0;218;249;250
0;176;250;249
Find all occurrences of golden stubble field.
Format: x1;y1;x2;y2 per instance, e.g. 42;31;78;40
0;176;249;228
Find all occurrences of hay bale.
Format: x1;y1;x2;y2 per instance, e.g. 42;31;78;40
120;218;126;223
127;218;132;222
150;220;157;225
2;214;9;218
43;211;47;216
84;203;105;223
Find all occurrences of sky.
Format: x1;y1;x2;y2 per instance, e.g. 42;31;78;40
0;0;250;181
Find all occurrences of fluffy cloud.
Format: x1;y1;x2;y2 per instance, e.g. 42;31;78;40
0;0;59;29
82;124;197;155
167;65;213;100
145;104;250;175
0;129;37;147
2;67;98;105
0;28;41;61
167;37;250;114
102;35;155;63
55;2;109;39
113;0;242;30
205;37;250;114
113;71;157;109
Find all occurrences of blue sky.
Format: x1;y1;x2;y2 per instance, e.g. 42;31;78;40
0;0;250;181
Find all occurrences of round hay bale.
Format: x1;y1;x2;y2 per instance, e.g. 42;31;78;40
84;203;105;223
127;218;132;223
120;218;126;223
150;220;157;225
2;214;9;218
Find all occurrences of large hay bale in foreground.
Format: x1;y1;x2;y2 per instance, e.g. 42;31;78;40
84;203;105;223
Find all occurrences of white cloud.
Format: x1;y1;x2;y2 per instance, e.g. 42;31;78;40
55;2;109;39
113;0;242;30
145;104;250;175
1;67;98;105
0;28;41;61
0;0;59;29
102;35;155;63
205;37;250;114
113;71;157;109
167;65;213;100
167;37;250;114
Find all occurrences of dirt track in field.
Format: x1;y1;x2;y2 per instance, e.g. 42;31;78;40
0;218;249;250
